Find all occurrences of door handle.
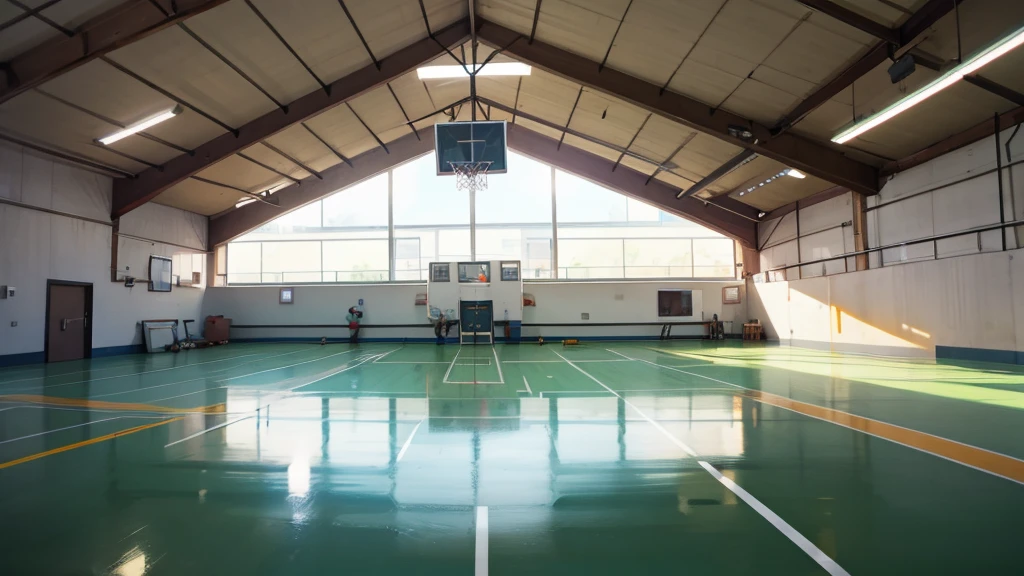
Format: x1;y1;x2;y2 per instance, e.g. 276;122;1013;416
61;317;85;331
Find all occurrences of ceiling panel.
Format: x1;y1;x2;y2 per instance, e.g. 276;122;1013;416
0;91;147;173
195;154;289;194
37;59;225;153
829;0;922;27
0;4;55;61
183;1;321;105
153;177;246;216
28;0;124;29
604;0;728;87
568;89;649;149
628;115;698;168
304;103;380;160
686;0;808;81
245;0;371;84
347;0;463;60
721;79;802;125
237;142;312;181
264;124;344;174
514;116;565;141
515;69;580;125
840;80;1016;159
106;25;277;129
562;133;622;164
389;71;440;123
349;86;414;144
665;58;744;108
761;12;874;89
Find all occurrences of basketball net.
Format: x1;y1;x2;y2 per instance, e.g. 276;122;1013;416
450;161;492;193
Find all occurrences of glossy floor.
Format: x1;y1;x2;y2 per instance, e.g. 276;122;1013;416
1;341;1022;575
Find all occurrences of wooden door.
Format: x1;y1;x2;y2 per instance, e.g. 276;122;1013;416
47;284;89;362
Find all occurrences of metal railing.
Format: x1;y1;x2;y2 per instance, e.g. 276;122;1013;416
761;219;1024;280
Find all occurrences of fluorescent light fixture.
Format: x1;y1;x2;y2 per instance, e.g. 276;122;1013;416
417;62;531;79
98;106;181;145
235;197;256;208
786;169;806;179
833;24;1024;144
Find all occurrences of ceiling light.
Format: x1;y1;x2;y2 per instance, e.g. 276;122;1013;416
98;106;182;145
758;212;766;218
786;169;806;179
833;23;1024;144
417;62;532;79
235;197;256;208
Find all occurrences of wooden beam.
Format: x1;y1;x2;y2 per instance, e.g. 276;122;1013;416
112;18;470;218
0;0;232;105
476;19;878;195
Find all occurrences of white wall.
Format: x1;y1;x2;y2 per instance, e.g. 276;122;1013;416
0;144;207;359
750;126;1024;361
523;281;746;339
866;125;1023;266
202;280;749;341
202;284;431;341
749;248;1023;358
759;191;856;279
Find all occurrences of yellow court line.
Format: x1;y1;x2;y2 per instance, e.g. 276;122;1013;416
742;389;1024;484
0;394;226;414
0;417;183;470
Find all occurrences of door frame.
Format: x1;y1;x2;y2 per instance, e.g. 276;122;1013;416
45;279;94;363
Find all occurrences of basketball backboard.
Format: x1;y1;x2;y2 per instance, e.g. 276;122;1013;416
434;121;508;175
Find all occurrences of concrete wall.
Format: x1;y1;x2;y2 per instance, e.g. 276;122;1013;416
752;126;1024;363
202;280;749;342
0;145;207;363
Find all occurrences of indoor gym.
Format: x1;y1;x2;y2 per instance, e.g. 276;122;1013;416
0;1;1023;575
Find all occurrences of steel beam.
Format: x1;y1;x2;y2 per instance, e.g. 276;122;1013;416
111;18;470;218
476;19;877;195
507;125;756;247
677;150;757;199
210;130;436;245
775;0;961;132
0;0;231;105
794;0;898;44
963;75;1024;107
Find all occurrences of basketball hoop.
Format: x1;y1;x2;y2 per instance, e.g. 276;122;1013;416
449;160;492;193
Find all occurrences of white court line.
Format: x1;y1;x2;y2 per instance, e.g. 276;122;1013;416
2;352;265;390
613;348;1024;486
518;375;533;395
554;350;849;576
288;351;394;391
538;387;730;395
499;360;562;363
4;347;318;396
0;344;269;383
492;347;504;384
442;347;463;383
475;506;489;576
165;414;256;448
396;419;424;461
217;348;358;382
571;359;632;363
0;416;122;445
698;461;849;575
374;361;451;364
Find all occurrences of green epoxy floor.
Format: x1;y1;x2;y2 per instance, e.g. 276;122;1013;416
1;341;1023;575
